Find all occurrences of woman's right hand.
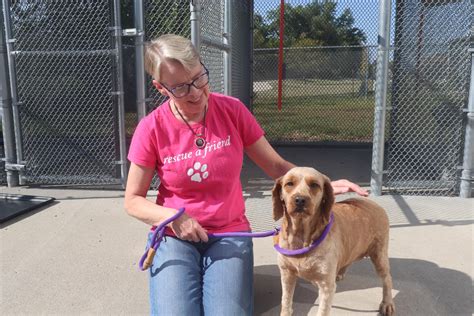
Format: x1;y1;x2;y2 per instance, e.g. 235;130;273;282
170;212;209;243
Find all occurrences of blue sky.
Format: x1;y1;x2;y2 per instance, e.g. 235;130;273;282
254;0;391;45
255;0;470;47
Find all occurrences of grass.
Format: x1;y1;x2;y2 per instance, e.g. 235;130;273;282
253;93;375;142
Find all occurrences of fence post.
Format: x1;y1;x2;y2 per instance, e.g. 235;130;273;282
223;0;232;95
370;0;392;196
112;0;128;187
135;0;146;120
0;1;18;187
190;0;201;51
2;0;24;185
460;48;474;198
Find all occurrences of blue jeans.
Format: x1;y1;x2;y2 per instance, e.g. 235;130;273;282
148;233;254;315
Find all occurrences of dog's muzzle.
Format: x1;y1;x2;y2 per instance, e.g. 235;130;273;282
294;196;307;212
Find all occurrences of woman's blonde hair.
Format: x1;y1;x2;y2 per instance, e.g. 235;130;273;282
144;34;200;81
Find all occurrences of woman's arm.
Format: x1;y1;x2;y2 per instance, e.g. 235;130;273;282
245;136;368;196
124;163;208;242
244;136;295;179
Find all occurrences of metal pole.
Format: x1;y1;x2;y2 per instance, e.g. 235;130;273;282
112;0;128;187
370;0;392;196
249;0;255;110
0;2;18;187
223;0;232;95
2;0;24;185
190;0;201;52
134;0;146;120
460;48;474;198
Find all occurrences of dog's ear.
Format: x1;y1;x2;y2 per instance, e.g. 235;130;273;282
272;177;284;221
321;176;335;223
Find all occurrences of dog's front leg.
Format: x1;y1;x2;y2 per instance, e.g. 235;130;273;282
315;279;336;316
280;266;297;316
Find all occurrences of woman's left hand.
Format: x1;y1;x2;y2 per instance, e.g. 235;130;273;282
331;179;369;196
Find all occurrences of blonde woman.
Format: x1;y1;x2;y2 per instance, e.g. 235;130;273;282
124;34;367;315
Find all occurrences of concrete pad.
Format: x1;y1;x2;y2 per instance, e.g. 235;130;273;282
1;185;472;315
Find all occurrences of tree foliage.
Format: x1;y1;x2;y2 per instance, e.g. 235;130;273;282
254;2;366;48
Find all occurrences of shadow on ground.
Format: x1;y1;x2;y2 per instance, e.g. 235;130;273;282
254;258;473;315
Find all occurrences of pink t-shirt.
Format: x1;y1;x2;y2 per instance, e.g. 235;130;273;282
128;92;265;234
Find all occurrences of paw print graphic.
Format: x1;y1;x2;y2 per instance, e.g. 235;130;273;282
187;162;209;183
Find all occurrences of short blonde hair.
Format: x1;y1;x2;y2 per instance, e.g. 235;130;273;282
144;34;200;81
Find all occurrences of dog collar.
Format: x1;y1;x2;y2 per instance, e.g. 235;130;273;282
274;212;334;256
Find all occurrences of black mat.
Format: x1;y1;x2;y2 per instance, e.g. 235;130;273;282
0;194;55;223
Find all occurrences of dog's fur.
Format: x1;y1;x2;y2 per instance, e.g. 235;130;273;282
272;167;395;316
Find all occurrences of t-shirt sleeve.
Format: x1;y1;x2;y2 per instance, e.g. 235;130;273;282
127;116;158;168
235;99;265;147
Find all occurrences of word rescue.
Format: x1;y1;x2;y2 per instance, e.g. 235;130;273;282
163;135;231;164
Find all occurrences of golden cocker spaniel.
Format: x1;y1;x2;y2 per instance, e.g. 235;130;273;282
272;167;395;316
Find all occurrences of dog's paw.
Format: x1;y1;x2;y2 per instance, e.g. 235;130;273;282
336;273;345;281
379;301;395;316
336;267;347;281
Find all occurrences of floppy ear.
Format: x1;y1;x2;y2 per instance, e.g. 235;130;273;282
272;177;284;221
321;176;335;223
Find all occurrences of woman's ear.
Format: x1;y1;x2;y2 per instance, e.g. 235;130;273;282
152;80;169;96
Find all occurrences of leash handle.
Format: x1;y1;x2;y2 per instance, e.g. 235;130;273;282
139;207;185;271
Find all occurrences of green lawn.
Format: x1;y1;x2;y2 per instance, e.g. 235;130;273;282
253;93;375;142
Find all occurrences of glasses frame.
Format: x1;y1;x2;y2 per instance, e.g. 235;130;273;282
160;62;210;98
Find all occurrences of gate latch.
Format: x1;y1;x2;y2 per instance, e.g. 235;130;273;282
122;28;143;37
5;163;26;171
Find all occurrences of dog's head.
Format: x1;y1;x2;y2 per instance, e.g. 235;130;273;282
272;167;334;224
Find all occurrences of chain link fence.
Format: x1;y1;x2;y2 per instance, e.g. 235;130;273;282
3;0;124;185
385;0;472;195
1;0;472;196
253;0;380;143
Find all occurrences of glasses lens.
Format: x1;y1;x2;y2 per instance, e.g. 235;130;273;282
194;73;209;89
173;85;189;98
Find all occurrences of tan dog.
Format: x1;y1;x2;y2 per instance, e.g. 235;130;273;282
272;167;395;316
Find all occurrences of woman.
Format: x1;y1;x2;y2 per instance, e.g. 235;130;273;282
124;34;367;315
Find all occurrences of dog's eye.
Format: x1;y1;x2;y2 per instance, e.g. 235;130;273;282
309;182;319;189
285;181;294;187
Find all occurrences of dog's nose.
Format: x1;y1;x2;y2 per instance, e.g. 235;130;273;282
295;196;306;208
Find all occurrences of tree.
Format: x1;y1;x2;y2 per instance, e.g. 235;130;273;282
254;2;366;48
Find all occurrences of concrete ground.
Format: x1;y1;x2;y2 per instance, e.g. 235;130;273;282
1;147;473;315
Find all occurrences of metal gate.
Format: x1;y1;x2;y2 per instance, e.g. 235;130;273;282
1;0;127;186
1;0;252;187
384;0;472;196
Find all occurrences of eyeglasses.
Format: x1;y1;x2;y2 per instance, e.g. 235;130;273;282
160;63;210;98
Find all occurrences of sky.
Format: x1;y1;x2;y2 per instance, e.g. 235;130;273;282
254;0;395;46
255;0;470;47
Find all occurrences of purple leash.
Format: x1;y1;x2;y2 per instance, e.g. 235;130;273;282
139;207;280;270
139;208;334;270
274;213;334;256
139;207;186;270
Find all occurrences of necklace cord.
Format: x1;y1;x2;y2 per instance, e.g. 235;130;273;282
173;102;207;137
172;102;207;149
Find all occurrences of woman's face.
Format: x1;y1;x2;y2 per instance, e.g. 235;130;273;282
153;60;210;117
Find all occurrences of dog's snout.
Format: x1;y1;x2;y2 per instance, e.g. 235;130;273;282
295;196;306;208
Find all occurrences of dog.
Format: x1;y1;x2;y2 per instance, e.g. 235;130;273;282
272;167;395;316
